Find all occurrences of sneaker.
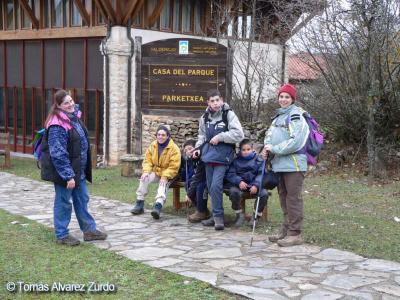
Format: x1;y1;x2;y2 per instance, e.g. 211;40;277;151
130;200;145;215
56;235;80;246
277;235;303;247
83;230;108;241
268;228;287;243
201;216;215;227
151;203;162;219
188;210;210;223
233;212;245;228
214;216;224;231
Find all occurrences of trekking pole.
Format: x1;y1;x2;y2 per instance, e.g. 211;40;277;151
250;158;267;247
185;156;190;219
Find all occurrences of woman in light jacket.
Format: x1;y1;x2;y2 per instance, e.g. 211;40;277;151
262;84;309;247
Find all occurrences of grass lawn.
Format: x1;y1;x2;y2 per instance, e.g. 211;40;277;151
4;157;400;262
0;209;243;300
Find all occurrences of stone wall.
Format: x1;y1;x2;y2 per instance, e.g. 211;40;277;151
141;114;268;152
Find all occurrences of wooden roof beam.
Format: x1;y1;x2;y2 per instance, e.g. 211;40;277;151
115;0;124;24
131;0;145;23
93;0;108;22
19;0;39;29
122;0;139;25
72;0;91;25
147;0;166;28
98;0;117;24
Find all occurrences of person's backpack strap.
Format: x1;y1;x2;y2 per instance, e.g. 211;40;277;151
222;108;232;132
202;108;232;132
202;112;210;124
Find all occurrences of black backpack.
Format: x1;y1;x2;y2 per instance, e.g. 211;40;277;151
202;108;231;132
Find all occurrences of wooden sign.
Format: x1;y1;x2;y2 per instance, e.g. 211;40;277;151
141;38;228;110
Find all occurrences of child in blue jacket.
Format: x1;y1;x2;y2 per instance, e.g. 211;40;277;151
225;139;268;227
179;140;209;223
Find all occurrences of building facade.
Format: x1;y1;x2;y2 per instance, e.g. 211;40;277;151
0;0;320;164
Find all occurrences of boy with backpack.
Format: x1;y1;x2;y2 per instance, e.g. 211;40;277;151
179;139;210;223
262;83;322;247
225;139;268;228
191;90;244;230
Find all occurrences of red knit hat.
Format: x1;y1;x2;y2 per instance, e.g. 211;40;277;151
278;84;297;101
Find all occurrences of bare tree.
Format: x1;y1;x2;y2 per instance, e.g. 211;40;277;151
209;0;286;122
289;0;400;179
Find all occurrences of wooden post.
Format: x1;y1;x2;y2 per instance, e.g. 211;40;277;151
134;36;142;155
90;144;97;169
5;132;11;168
173;187;181;211
261;207;268;222
0;132;11;169
240;198;246;216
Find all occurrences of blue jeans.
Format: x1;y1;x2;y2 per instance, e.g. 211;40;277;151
195;181;208;213
205;164;228;218
53;179;97;239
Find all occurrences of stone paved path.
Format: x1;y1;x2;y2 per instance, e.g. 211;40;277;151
1;172;400;300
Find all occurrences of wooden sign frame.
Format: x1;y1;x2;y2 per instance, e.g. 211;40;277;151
140;38;231;115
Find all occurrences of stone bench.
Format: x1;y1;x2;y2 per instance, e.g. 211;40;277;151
169;180;269;222
120;154;144;177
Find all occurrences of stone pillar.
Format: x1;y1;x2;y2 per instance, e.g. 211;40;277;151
100;26;134;166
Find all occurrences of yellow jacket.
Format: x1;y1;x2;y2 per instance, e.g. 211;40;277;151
142;139;181;180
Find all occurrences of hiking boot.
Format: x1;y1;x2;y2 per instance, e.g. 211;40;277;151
56;235;80;246
151;203;162;219
188;210;209;223
130;200;145;215
214;216;224;231
268;228;287;243
83;230;108;241
201;216;215;227
277;235;303;247
233;212;245;228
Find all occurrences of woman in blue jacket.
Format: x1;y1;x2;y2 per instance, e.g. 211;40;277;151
41;89;107;246
262;84;309;247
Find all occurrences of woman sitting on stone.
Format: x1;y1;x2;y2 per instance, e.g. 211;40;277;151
131;125;181;219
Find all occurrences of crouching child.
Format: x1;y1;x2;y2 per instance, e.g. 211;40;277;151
225;139;268;228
